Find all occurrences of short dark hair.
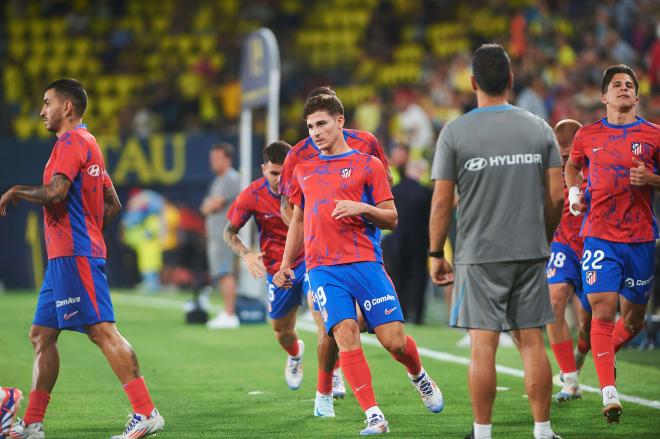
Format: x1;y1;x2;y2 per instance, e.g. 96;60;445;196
303;93;344;119
211;142;235;159
305;86;336;101
601;64;639;94
263;141;290;164
472;44;511;96
45;78;88;116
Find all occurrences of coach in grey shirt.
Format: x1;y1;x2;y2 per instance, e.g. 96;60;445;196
429;44;564;439
202;142;241;329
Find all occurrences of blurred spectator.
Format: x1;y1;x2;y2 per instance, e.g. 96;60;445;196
384;145;432;324
201;142;241;329
392;88;434;157
516;77;549;120
121;189;165;293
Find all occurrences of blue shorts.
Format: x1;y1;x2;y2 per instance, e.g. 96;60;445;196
308;261;404;335
546;242;591;313
266;262;308;319
33;256;115;333
582;237;655;305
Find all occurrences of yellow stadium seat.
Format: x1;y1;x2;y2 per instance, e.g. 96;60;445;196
13;116;35;140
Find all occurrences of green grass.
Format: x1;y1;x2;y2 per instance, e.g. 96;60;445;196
1;290;659;438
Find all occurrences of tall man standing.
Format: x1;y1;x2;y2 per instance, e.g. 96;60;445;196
565;64;660;423
0;78;164;439
202;142;241;329
429;44;564;439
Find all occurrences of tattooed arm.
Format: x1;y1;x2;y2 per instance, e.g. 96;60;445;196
0;174;72;216
103;182;122;229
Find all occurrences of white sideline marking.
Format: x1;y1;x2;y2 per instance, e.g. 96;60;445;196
112;293;660;410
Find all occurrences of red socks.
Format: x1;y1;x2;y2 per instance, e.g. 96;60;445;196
334;358;340;370
284;340;300;357
390;336;422;376
591;318;616;388
550;340;577;373
123;376;155;417
23;390;50;425
340;349;377;411
317;367;333;395
613;319;635;353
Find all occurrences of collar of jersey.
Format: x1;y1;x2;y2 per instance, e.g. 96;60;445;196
57;123;88;139
317;149;356;160
601;116;642;129
262;178;280;199
467;103;516;114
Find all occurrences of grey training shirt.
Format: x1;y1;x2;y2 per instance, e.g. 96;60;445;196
431;104;562;264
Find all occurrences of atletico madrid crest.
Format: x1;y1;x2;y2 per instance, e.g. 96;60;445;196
340;167;352;179
631;142;642;155
586;271;597;286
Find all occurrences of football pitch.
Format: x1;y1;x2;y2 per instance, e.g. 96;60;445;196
1;290;659;438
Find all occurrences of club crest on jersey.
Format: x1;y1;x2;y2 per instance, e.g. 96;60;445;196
586;271;597;286
546;268;556;279
631;142;642;155
340;167;352;179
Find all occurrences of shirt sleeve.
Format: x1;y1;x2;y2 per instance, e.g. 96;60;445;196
279;150;297;197
431;124;457;181
366;132;389;168
367;157;394;204
546;122;562;168
288;167;304;209
102;170;113;189
51;132;87;182
226;188;253;229
570;128;586;167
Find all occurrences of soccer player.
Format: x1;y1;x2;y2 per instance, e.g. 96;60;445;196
1;387;22;438
565;64;660;423
274;93;443;435
429;44;564;439
279;87;391;415
224;141;308;393
545;119;593;403
0;79;164;439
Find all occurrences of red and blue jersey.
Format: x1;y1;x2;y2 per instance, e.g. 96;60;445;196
289;150;393;270
43;125;111;260
226;177;304;275
570;117;660;243
280;129;388;198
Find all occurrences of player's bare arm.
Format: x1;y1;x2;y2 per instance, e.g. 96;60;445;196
280;195;293;226
564;156;585;215
102;182;121;229
0;173;71;216
544;167;564;242
223;222;266;278
331;199;397;230
273;204;304;289
630;157;660;187
428;179;455;286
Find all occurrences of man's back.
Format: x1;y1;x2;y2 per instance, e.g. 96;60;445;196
432;104;561;264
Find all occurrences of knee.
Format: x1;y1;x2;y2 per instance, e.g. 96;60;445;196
87;324;120;348
382;334;407;355
550;286;570;315
29;327;53;351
